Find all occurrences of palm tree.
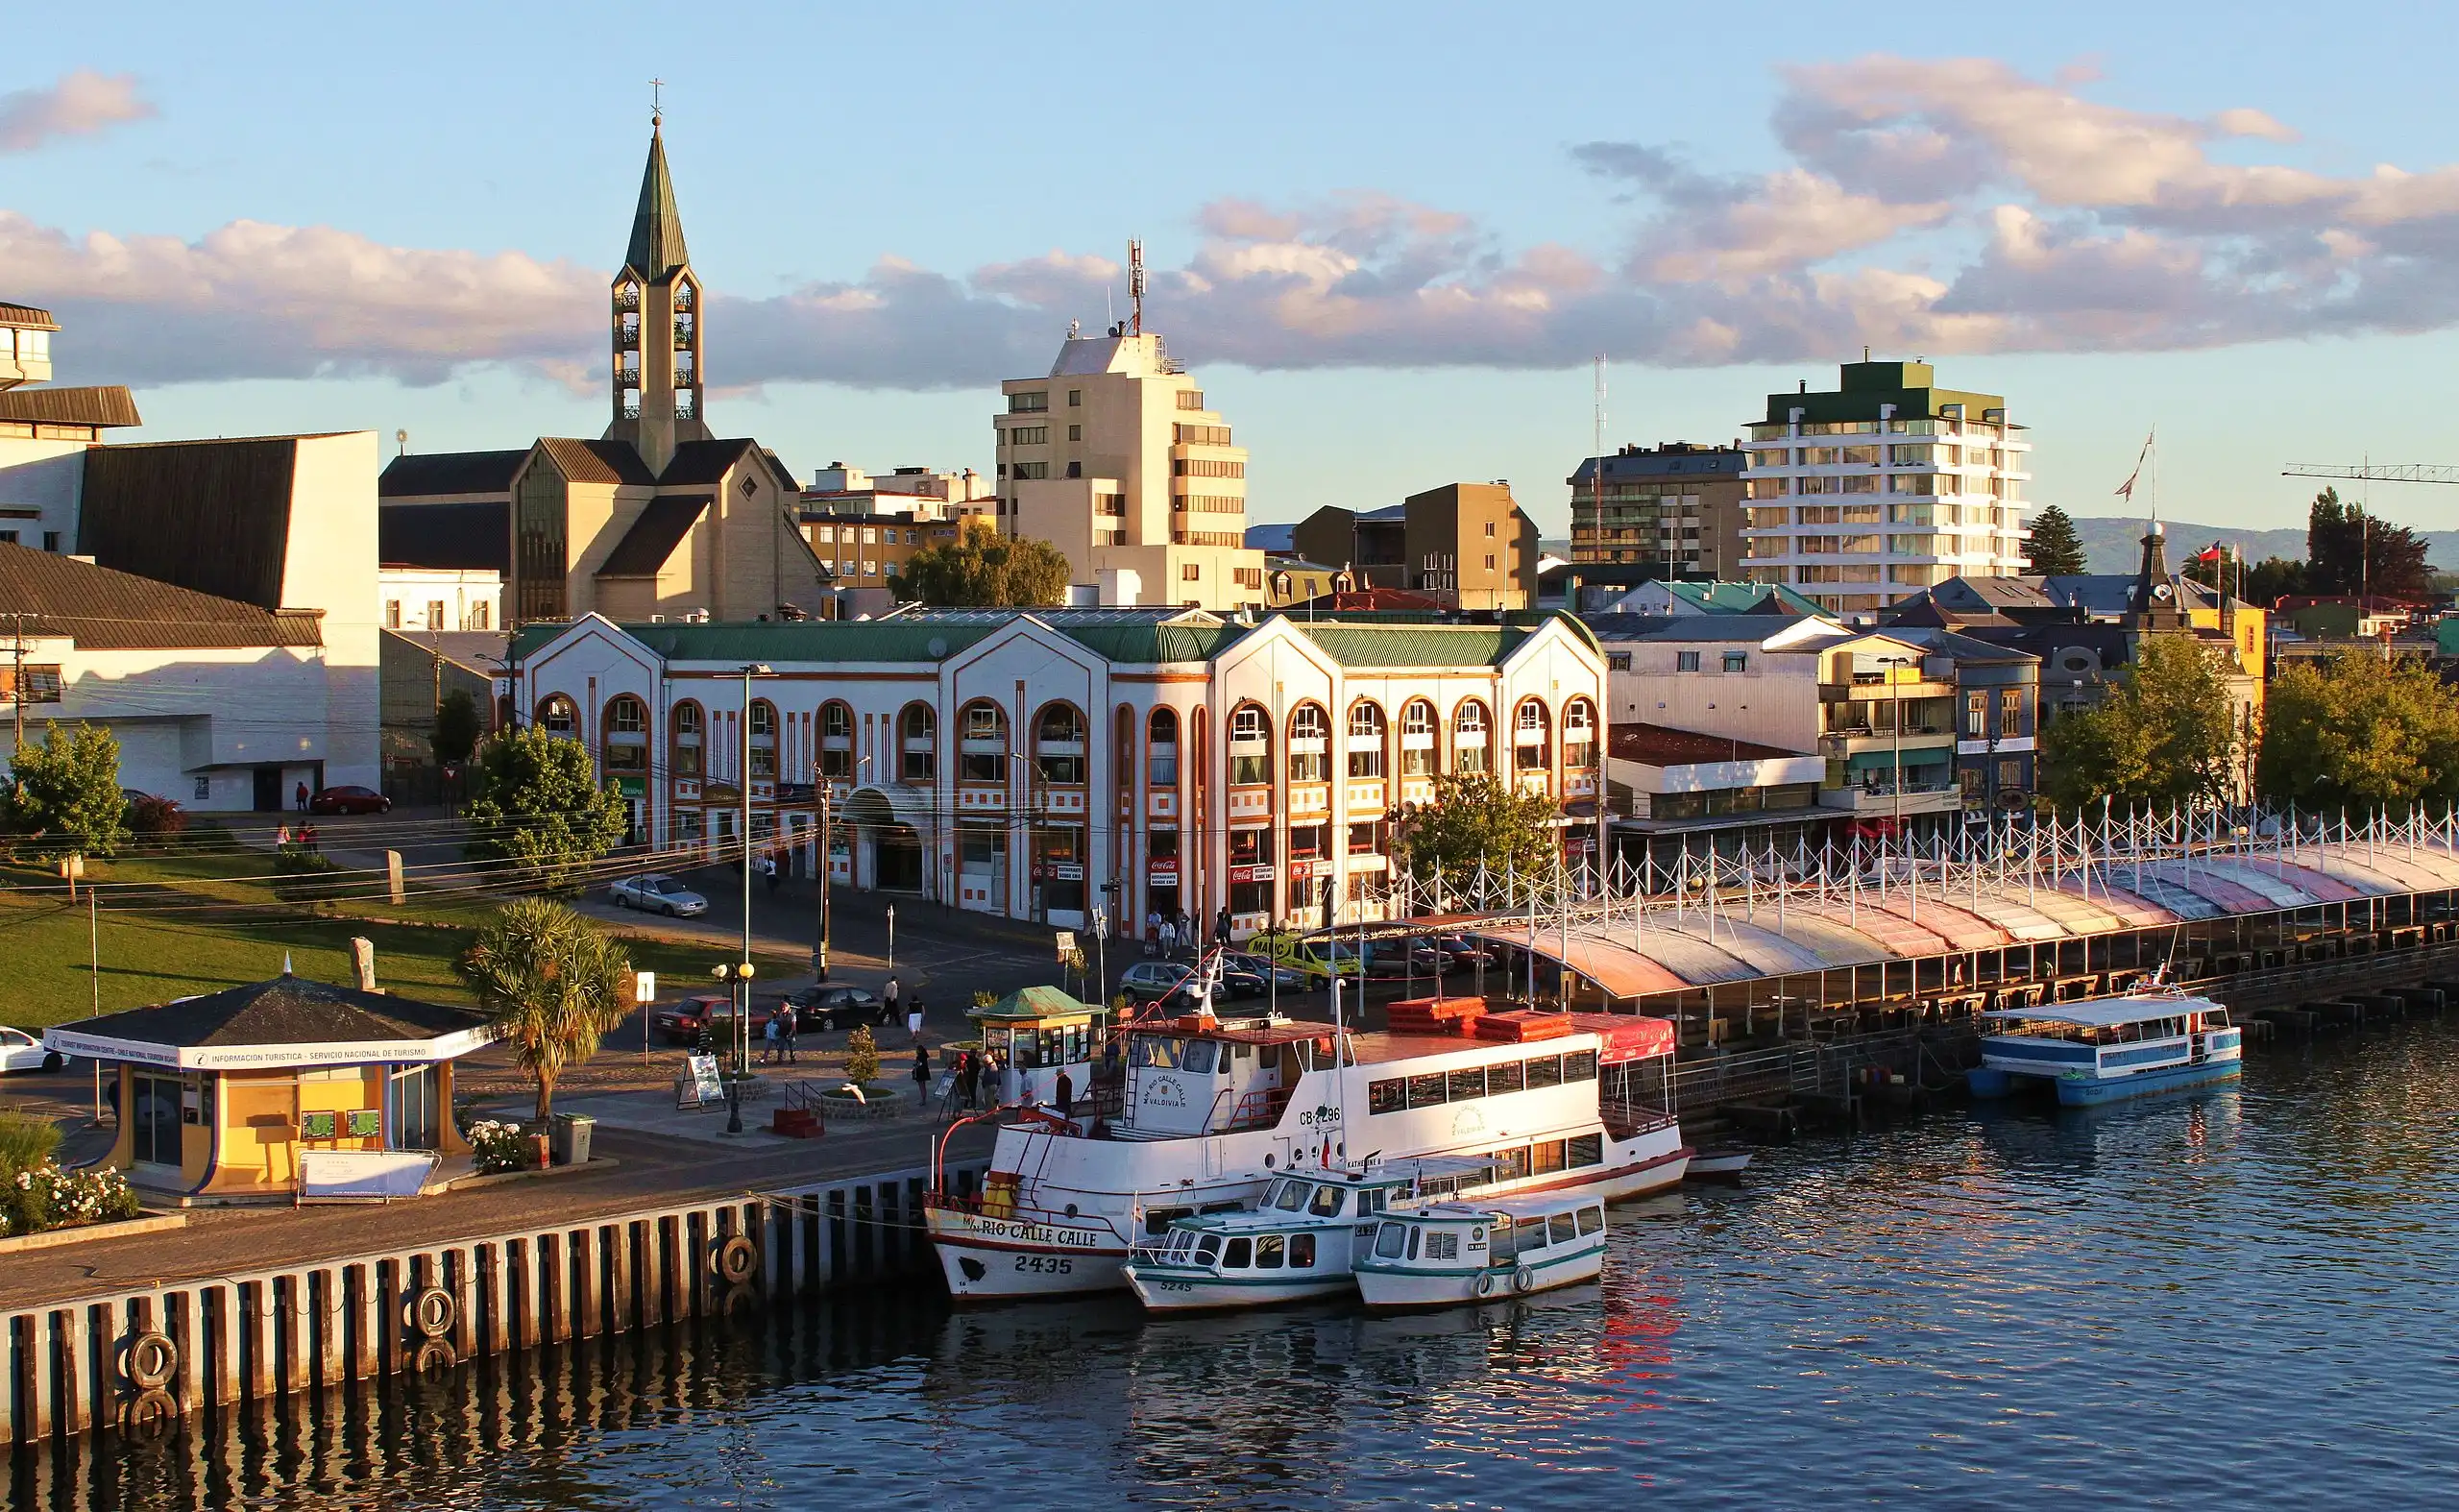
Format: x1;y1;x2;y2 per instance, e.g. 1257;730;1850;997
458;898;635;1124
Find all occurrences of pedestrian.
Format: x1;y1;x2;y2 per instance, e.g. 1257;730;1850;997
1177;909;1193;945
960;1049;981;1110
1214;907;1232;948
294;780;309;815
907;994;926;1045
884;974;901;1027
1056;1066;1074;1123
274;822;291;848
762;1009;781;1065
1158;916;1178;956
761;853;780;897
912;1041;931;1106
778;1002;798;1064
300;822;319;851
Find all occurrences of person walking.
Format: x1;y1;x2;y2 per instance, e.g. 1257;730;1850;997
884;975;902;1031
1214;907;1232;949
760;853;780;898
960;1049;981;1111
762;1009;781;1065
294;780;309;815
905;991;924;1047
777;1001;798;1065
1056;1066;1075;1124
1158;916;1178;957
912;1041;932;1110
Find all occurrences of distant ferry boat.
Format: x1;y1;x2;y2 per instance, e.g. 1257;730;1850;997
1969;985;2243;1107
925;1010;1687;1303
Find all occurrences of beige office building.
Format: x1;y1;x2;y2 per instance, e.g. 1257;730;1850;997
994;330;1267;611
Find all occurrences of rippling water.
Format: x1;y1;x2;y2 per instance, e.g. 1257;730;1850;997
28;1018;2459;1510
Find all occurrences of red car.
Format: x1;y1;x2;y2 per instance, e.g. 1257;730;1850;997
307;785;392;816
651;993;750;1046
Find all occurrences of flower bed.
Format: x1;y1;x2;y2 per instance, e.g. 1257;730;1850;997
465;1118;532;1174
2;1161;144;1239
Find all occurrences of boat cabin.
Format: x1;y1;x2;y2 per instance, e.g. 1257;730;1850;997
1366;1193;1607;1271
1133;1168;1415;1271
1979;994;2232;1080
1119;1016;1334;1138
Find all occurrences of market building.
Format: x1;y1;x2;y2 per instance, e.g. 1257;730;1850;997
510;606;1608;939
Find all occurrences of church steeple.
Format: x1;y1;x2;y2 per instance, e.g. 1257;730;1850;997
605;103;707;476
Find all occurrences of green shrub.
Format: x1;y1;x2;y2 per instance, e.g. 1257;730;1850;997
844;1025;881;1086
0;1110;61;1177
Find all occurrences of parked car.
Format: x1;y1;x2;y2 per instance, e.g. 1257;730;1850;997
610;873;709;917
1249;930;1365;984
1434;935;1497;969
1118;961;1195;1005
0;1026;63;1075
1221;951;1308;994
307;785;391;816
650;993;740;1046
778;984;888;1032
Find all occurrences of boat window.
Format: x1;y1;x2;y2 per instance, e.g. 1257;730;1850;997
1426;1232;1459;1260
1490;1224;1517;1264
1368;1078;1404;1114
1290;1233;1316;1269
1168;1231;1197;1256
1406;1227;1422;1260
1358;1188;1386;1215
1525;1055;1563;1089
1132;1036;1185;1069
1518;1216;1548;1248
1255;1235;1286;1270
1569;1134;1603;1167
1374;1222;1407;1259
1549;1213;1578;1246
1308;1185;1345;1217
1224;1237;1251;1268
1488;1060;1524;1095
1449;1067;1487;1101
1576;1206;1603;1236
1199;1200;1244;1214
1532;1139;1567;1176
1406;1072;1448;1108
1144;1206;1193;1235
1562;1050;1597;1083
1198;1233;1223;1261
1276;1183;1311;1212
1182;1039;1217;1074
1492;1147;1532;1182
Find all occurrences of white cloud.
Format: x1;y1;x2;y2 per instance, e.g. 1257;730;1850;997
0;69;155;154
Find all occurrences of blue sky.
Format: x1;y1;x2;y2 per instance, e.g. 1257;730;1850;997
11;0;2459;538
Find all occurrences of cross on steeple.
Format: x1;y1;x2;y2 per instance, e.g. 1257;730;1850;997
651;78;664;126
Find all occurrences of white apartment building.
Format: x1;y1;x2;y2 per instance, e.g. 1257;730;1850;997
1740;359;2030;616
379;566;500;632
994;327;1268;612
512;606;1606;939
806;463;991;521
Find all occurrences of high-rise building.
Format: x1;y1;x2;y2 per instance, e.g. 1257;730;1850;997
994;308;1267;611
1567;442;1746;575
1738;360;2031;615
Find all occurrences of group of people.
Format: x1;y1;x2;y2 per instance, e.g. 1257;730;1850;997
914;1040;998;1112
760;1002;803;1064
1142;907;1235;959
272;822;320;851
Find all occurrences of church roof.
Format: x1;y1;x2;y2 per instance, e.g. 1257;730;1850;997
661;437;761;485
596;495;709;576
623;123;691;281
379;449;527;499
537;436;658;486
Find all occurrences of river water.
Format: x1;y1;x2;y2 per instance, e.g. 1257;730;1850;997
29;1016;2459;1510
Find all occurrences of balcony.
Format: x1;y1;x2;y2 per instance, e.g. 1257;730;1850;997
1817;783;1963;817
1821;727;1957;754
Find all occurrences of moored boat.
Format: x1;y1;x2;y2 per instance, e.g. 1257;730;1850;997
1120;1167;1423;1313
1683;1150;1752;1183
1353;1192;1608;1311
1969;985;2242;1107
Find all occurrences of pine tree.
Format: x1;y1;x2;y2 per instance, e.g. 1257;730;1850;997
2024;504;2088;576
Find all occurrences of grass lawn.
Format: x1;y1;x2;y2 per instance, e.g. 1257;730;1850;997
0;835;796;1029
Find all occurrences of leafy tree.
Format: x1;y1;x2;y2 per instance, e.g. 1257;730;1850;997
843;1025;882;1088
889;518;1071;606
5;722;130;860
1395;772;1561;901
2257;653;2459;816
2241;555;2308;605
2041;636;2239;810
2307;487;2429;598
2023;504;2088;576
432;689;482;767
457;897;635;1124
460;725;629;890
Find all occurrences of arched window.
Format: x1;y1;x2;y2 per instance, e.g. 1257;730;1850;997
960;700;1009;783
1562;698;1597;770
1036;702;1087;785
1347;700;1386;779
602;695;648;775
899;703;936;783
1288;703;1329;783
537;695;577;738
819;699;854;779
670;700;704;778
1514;699;1550;772
1148;706;1180;787
1229;702;1272;786
749;700;778;780
1452;699;1490;774
1400;697;1438;777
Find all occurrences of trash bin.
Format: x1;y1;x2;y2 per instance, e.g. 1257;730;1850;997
550;1112;595;1166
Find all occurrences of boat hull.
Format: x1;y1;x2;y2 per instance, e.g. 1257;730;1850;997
925;1206;1132;1302
2054;1057;2243;1107
1355;1238;1604;1312
1121;1265;1354;1314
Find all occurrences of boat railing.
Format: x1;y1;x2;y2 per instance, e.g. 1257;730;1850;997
1601;1103;1679;1139
1203;1085;1291;1134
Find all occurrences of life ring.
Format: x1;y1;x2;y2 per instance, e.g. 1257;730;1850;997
405;1286;456;1341
122;1330;177;1390
1510;1267;1535;1296
713;1234;759;1286
410;1338;458;1379
1473;1271;1501;1300
118;1387;178;1435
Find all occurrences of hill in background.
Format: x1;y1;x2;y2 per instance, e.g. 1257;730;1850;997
2070;517;2459;575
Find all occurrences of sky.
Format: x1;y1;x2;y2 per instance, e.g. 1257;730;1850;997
11;0;2459;539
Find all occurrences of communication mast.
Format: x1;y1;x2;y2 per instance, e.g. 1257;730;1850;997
1129;240;1146;336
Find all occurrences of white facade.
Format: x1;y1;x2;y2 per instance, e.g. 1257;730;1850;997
380;567;501;632
0;437;84;552
513;610;1607;939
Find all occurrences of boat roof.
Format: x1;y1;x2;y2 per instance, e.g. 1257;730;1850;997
1981;992;2222;1029
1400;1192;1606;1221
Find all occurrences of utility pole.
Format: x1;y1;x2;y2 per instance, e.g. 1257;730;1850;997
815;785;831;979
6;611;28;769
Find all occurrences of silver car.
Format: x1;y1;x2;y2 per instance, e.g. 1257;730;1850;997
610;873;709;917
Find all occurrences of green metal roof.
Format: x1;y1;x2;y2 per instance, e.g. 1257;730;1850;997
1292;623;1529;668
624;125;691;280
1057;622;1250;663
1661;580;1827;616
971;986;1103;1023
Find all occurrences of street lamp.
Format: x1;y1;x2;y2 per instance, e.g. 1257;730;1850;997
723;661;774;1134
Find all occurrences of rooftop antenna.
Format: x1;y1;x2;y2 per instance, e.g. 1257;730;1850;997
1128;239;1146;337
394;428;408;457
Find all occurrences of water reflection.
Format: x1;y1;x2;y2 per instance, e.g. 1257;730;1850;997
19;1017;2459;1509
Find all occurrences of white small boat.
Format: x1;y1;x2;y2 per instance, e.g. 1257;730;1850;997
1353;1193;1608;1311
1121;1168;1417;1313
1684;1150;1752;1183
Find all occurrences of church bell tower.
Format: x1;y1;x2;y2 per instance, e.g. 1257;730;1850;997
605;106;708;476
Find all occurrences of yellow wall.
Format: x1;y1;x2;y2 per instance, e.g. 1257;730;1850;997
208;1066;383;1194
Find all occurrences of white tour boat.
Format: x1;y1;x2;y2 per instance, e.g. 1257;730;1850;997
1969;982;2243;1108
1352;1192;1609;1311
1121;1166;1425;1313
925;1008;1687;1302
